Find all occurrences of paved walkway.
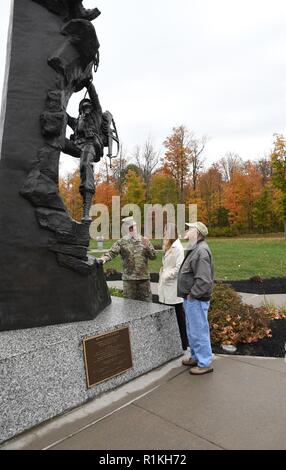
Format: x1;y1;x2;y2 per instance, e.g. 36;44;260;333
107;281;286;308
1;355;286;450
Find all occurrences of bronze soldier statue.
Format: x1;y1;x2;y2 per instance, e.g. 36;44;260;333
98;217;157;302
64;81;118;223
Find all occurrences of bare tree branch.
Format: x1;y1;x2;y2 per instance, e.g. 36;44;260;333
134;139;160;200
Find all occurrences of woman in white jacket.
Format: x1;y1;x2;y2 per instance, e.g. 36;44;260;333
158;223;188;351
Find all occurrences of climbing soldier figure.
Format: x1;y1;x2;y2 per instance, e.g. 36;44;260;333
64;81;119;223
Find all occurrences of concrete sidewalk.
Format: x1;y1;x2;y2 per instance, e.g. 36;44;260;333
107;281;286;308
2;355;286;450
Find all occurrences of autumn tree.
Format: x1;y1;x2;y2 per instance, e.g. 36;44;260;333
59;169;82;221
163;126;206;202
216;207;230;228
94;160;108;184
110;145;129;195
150;172;178;205
217;152;243;182
256;157;272;186
187;188;208;225
124;163;142;178
270;134;286;238
94;180;119;211
197;166;223;226
163;126;192;203
271;187;286;230
134;139;159;201
253;185;274;233
123;170;146;209
189;134;207;191
223;163;263;231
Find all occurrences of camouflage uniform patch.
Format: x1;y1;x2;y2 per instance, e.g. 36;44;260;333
123;280;152;302
101;236;156;281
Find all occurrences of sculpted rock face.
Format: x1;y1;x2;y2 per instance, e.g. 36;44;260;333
0;0;111;331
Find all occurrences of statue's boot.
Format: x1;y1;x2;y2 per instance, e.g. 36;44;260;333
81;192;93;224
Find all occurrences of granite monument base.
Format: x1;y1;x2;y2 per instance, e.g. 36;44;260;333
0;297;182;444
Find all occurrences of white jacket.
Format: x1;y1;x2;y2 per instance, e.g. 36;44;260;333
158;239;184;305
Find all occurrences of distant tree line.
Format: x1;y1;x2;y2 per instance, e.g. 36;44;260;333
60;127;286;238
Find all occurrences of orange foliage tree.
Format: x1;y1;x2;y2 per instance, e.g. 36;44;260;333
163;126;192;203
270;134;286;237
223;162;263;231
59;129;286;235
59;169;82;221
197;167;223;227
59;169;119;222
94;180;119;211
122;170;146;209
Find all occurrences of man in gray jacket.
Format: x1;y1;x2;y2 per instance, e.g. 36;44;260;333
177;222;214;375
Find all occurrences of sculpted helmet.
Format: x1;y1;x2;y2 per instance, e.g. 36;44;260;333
79;98;92;112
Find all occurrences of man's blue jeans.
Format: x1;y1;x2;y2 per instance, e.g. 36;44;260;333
183;298;213;368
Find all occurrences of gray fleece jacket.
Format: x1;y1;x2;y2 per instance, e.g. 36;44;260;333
177;240;214;301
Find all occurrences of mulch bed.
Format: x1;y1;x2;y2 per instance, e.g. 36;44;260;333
152;294;286;358
223;277;286;295
212;320;286;358
106;271;286;294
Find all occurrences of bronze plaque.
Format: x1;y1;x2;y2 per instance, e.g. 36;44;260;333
83;327;133;388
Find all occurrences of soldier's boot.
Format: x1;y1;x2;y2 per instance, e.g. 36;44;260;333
81;192;93;224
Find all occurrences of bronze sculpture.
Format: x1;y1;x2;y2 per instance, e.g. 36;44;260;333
0;0;117;330
64;83;119;223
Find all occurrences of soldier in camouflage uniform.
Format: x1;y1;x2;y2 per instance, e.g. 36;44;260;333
98;217;156;302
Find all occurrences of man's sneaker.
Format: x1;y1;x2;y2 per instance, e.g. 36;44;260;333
182;357;197;367
189;366;214;375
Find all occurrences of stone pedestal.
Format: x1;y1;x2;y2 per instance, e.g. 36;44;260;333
0;298;182;444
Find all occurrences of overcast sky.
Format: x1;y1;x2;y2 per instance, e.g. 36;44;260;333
1;0;286;176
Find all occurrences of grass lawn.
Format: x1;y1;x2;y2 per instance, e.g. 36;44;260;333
89;238;286;280
208;239;286;280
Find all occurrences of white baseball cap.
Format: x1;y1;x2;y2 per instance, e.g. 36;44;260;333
185;221;208;237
